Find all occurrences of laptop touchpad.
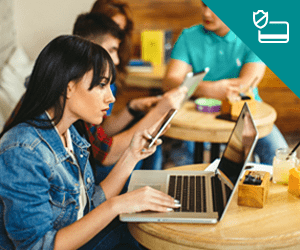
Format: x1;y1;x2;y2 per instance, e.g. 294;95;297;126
133;185;164;192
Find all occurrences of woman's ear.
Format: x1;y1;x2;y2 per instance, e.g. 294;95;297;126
66;81;76;99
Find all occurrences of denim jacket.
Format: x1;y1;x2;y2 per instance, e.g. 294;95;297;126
0;113;106;250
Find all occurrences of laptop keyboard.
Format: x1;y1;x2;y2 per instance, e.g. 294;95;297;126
211;175;224;216
168;175;228;214
168;175;207;212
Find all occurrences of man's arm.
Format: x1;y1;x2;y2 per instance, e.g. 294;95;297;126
234;62;266;91
163;59;266;100
194;62;266;100
101;96;162;137
101;107;134;136
101;87;187;165
162;59;192;92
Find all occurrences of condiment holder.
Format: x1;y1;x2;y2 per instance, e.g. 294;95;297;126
238;170;270;208
221;92;257;121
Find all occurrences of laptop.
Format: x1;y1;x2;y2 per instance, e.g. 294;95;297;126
120;103;258;224
181;67;209;103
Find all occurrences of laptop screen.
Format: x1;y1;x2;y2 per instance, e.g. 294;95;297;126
216;103;258;217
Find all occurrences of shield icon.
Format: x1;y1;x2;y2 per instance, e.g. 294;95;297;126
253;10;268;29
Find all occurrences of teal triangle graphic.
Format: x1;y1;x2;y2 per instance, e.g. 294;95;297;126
204;0;300;98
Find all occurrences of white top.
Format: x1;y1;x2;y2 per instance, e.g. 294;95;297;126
45;111;87;220
64;129;87;220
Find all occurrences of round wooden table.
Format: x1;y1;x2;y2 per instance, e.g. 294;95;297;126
164;101;277;163
128;164;300;250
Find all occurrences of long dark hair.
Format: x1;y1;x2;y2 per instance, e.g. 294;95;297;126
1;35;116;137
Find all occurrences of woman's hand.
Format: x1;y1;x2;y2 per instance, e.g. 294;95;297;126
127;112;171;163
112;186;180;214
127;129;162;163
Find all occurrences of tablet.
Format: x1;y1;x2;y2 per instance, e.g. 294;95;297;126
181;67;209;103
148;109;178;148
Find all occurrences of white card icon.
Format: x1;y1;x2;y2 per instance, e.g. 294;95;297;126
253;10;289;43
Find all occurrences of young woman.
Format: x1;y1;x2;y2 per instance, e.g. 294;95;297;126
0;35;179;250
71;12;187;189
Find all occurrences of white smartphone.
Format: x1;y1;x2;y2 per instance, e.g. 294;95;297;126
148;109;178;148
181;67;210;103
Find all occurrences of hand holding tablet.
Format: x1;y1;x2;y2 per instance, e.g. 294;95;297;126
147;68;209;148
181;67;210;103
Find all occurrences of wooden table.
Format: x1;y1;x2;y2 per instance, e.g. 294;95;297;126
128;164;300;250
164;101;277;163
125;64;166;89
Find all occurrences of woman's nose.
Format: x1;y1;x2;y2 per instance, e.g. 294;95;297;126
107;87;116;104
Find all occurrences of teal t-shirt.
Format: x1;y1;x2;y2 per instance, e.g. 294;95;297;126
171;25;263;100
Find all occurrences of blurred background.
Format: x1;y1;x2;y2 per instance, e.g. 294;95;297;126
1;0;299;157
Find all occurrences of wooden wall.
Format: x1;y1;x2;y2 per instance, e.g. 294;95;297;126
258;68;300;134
124;0;299;135
126;0;202;57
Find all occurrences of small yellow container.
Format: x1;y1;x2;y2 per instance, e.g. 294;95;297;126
221;92;257;121
288;167;300;197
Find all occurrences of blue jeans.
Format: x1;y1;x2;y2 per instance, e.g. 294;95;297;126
254;125;288;165
166;125;287;166
163;139;195;166
140;144;163;170
79;218;142;250
95;145;163;189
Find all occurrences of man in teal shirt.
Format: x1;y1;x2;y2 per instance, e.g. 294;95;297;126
162;2;288;165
